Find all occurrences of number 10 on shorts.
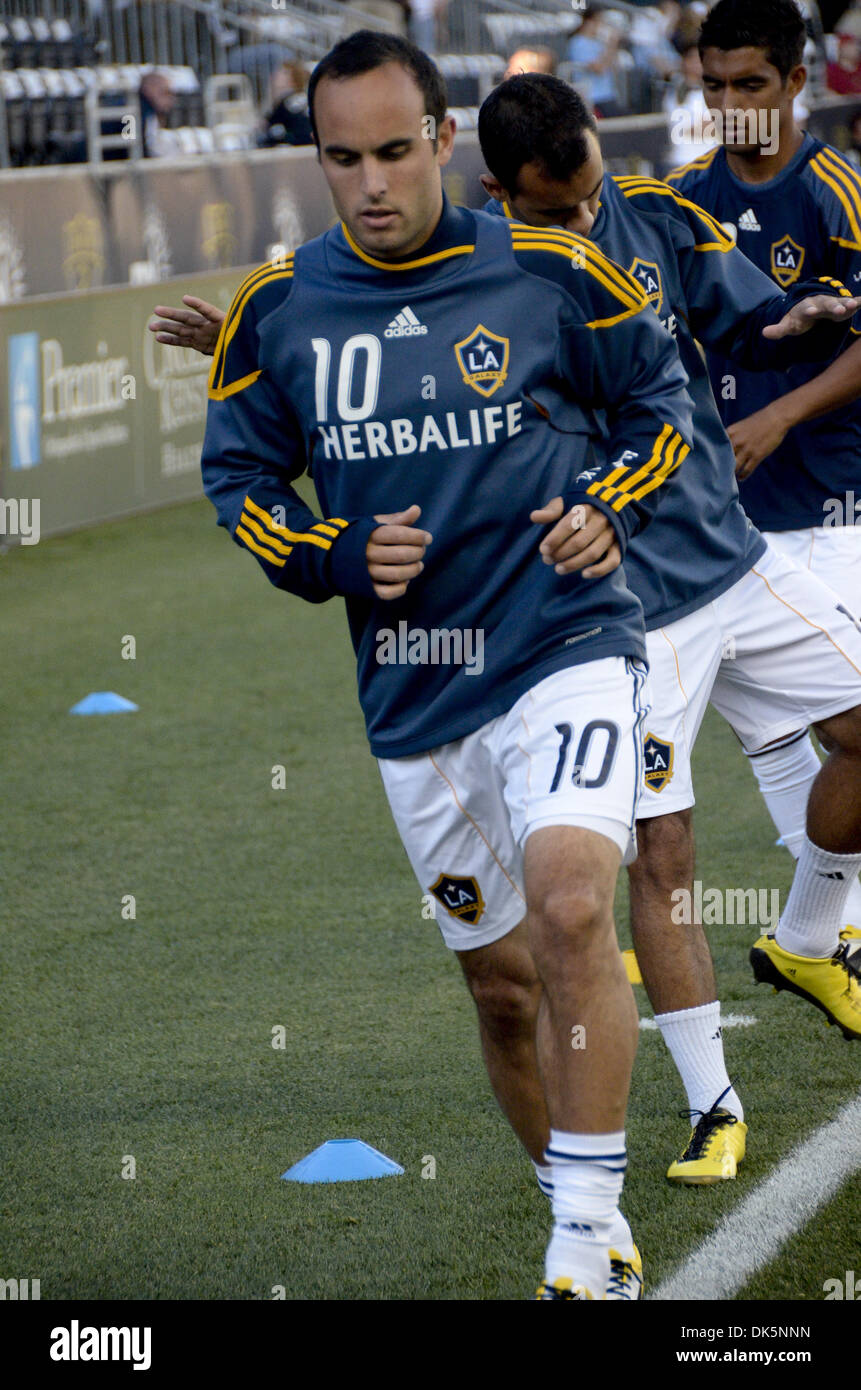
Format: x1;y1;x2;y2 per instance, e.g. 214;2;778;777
549;720;620;792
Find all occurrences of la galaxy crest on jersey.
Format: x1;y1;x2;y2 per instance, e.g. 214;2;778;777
770;234;805;288
643;732;674;793
628;258;663;310
454;324;509;398
429;873;486;924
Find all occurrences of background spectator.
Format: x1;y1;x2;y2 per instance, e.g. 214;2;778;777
504;47;557;79
139;70;176;157
410;0;450;54
567;5;624;117
261;61;313;146
342;0;409;39
830;0;861;38
827;31;861;91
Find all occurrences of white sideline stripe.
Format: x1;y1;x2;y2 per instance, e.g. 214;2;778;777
652;1095;861;1300
639;1013;757;1031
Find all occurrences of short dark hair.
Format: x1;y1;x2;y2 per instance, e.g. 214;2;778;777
698;0;807;80
307;30;447;145
478;74;597;196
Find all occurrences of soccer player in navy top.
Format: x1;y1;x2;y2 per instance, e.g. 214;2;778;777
201;32;698;1300
667;0;861;971
476;74;861;1197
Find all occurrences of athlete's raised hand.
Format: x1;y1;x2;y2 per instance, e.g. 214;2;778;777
367;504;433;601
728;404;789;478
763;293;861;338
531;497;622;579
148;296;225;354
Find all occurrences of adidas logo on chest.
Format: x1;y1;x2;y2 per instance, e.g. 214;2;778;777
384;305;428;339
737;208;761;231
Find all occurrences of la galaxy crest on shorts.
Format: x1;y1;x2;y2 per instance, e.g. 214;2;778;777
429;873;486;924
644;732;674;793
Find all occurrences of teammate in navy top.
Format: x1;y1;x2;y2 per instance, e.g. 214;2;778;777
667;0;861;537
476;73;861;1183
667;0;861;1038
200;33;700;1300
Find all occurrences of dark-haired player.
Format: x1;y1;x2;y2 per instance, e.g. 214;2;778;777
201;31;698;1300
667;0;861;982
475;73;861;1171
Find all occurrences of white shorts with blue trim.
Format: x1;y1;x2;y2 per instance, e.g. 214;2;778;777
763;524;861;612
377;657;650;952
637;543;861;818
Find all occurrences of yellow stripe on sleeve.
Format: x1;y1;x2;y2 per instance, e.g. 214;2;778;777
586;462;634;501
603;424;673;500
210;265;294;393
664;148;719;182
624;441;689;506
243;495;333;551
239;510;294;558
616;181;735;251
811;153;861;247
207;367;263;401
510;225;646;307
236;522;287;567
611;434;688;510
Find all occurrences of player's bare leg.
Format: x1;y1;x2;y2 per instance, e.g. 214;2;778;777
628;808;746;1182
524;823;638;1296
457;923;549;1165
628;810;715;1012
807;708;861;854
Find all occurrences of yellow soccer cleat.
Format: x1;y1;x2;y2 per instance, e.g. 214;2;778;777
667;1100;747;1185
535;1278;594;1300
750;933;861;1041
606;1245;644;1300
841;925;861;964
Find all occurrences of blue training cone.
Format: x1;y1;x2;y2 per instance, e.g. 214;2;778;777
281;1138;404;1183
70;691;139;715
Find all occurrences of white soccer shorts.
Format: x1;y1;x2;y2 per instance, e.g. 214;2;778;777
763;524;861;612
377;657;650;952
637;543;861;819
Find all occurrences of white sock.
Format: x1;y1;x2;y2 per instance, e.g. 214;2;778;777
533;1160;554;1201
655;1001;744;1121
748;734;861;927
777;836;861;958
608;1207;635;1256
544;1130;625;1294
746;732;820;857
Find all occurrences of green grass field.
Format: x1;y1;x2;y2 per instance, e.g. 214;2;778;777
2;497;858;1301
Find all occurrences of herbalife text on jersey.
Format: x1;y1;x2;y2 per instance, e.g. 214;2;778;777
376;622;485;676
669;107;779;156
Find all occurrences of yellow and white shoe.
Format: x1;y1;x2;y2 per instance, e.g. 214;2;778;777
667;1103;747;1185
750;933;861;1041
606;1244;644;1300
535;1277;594;1300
